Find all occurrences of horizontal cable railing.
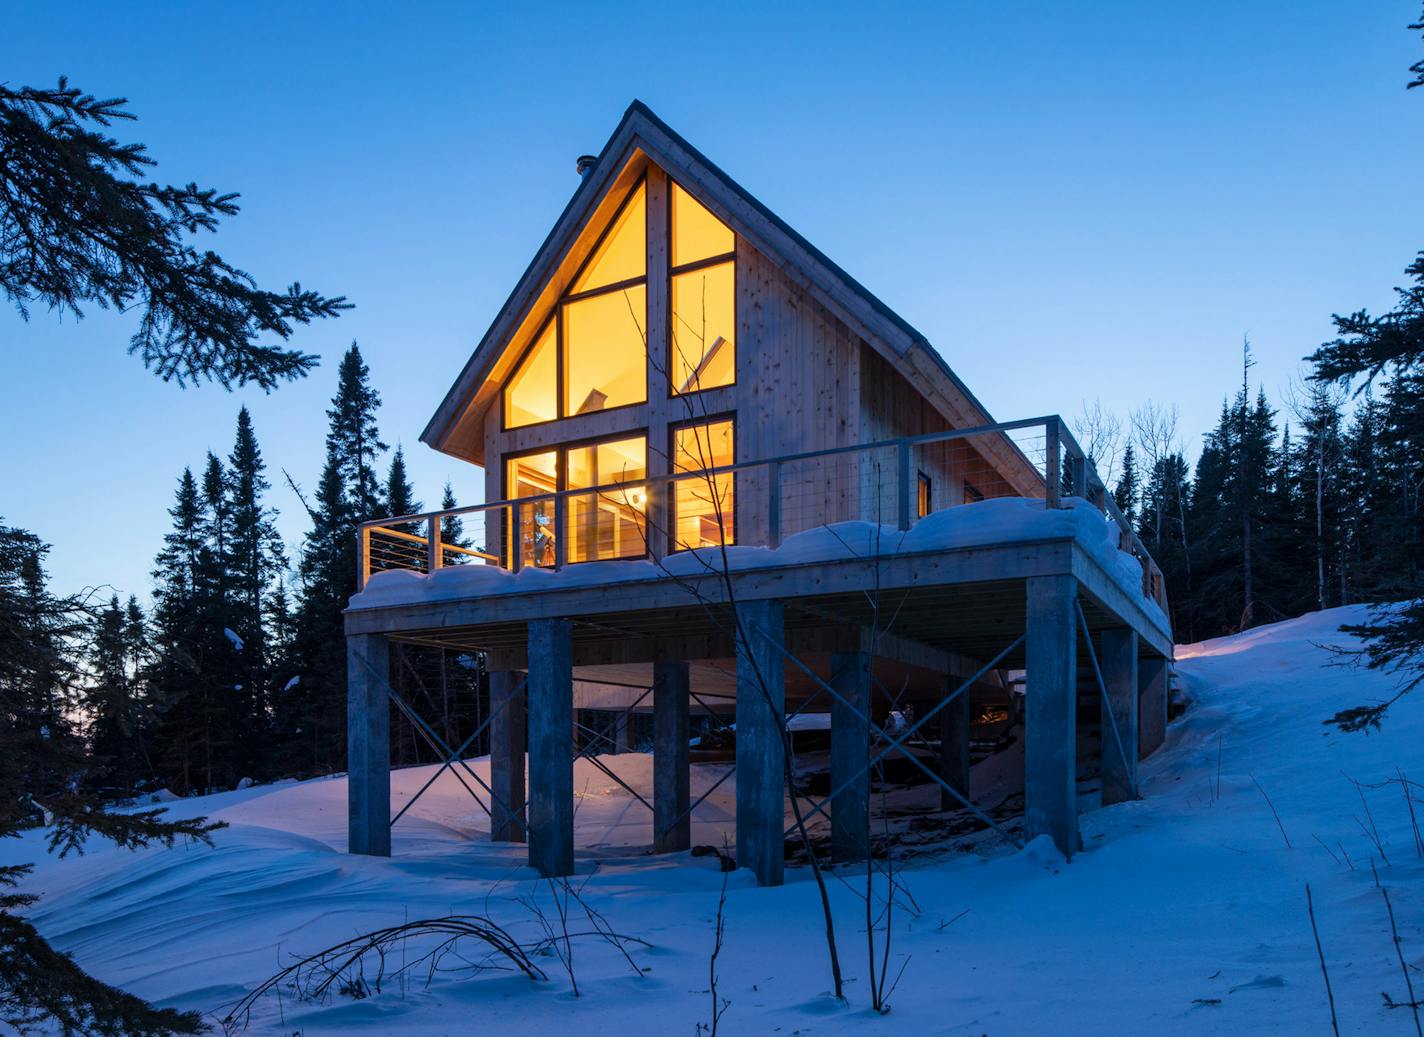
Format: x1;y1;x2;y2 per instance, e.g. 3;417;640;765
356;416;1169;616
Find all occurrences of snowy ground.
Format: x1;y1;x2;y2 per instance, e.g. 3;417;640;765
9;605;1424;1035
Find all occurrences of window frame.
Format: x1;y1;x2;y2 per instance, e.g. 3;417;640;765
500;175;651;432
500;429;652;566
917;471;933;519
666;412;738;556
666;179;737;400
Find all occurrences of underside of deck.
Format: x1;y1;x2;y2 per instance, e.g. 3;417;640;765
343;536;1174;884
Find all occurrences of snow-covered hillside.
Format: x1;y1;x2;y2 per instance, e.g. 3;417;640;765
8;605;1424;1035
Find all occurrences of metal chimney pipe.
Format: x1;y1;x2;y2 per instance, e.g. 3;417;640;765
576;154;597;177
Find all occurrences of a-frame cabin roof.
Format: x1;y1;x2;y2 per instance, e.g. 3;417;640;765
422;100;1002;465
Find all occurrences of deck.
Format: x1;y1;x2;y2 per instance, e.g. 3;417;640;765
343;416;1174;885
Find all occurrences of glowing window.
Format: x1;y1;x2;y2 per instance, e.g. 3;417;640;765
567;435;647;563
671;183;734;267
672;419;735;550
572;182;646;293
671;261;735;394
506;451;558;569
503;321;557;428
563;285;648;414
917;472;932;518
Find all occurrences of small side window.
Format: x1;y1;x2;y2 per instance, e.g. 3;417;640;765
917;472;932;518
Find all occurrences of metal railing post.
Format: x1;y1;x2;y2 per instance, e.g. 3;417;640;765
553;493;568;570
896;439;912;530
767;460;782;548
1044;418;1062;509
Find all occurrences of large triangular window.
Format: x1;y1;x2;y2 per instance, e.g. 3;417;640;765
503;179;650;428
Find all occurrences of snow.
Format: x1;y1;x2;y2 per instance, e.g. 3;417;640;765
350;497;1167;628
282;675;301;692
224;627;245;651
8;605;1424;1034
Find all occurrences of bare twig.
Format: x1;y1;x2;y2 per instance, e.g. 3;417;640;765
1250;775;1291;848
1305;884;1341;1037
1382;886;1423;1037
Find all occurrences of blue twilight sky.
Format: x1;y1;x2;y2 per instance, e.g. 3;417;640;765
2;2;1422;600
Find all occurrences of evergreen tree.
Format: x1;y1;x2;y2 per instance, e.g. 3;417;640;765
385;445;422;536
440;481;473;561
0;521;213;1036
1113;442;1140;525
329;343;387;521
226;406;285;740
283;346;388;774
85;596;148;791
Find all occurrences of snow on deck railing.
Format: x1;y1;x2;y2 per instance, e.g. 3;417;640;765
357;416;1169;614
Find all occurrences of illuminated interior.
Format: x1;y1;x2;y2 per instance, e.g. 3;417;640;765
671;183;734;267
503;321;557;428
672;419;735;550
573;181;646;293
671;263;735;394
567;435;647;562
670;183;736;395
502;180;650;429
563;285;647;414
506;451;558;568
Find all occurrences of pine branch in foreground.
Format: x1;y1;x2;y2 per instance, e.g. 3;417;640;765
1;867;203;1036
0;77;349;390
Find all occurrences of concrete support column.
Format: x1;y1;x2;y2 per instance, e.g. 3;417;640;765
1024;574;1079;859
938;684;971;810
653;660;691;853
347;633;391;857
1099;629;1139;806
1138;655;1169;760
735;599;785;886
830;649;870;863
613;710;631;754
527;619;574;877
489;670;527;843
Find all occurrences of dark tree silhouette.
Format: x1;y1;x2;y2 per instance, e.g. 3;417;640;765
0;77;348;389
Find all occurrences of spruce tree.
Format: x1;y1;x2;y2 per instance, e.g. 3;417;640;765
226;406;284;741
385;446;422;536
440;481;474;561
0;522;213;1036
1113;442;1140;525
86;596;148;791
283;347;388;774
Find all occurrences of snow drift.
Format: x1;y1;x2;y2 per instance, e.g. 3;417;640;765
6;605;1424;1034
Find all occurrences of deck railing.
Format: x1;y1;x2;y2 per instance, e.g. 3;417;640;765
356;415;1169;615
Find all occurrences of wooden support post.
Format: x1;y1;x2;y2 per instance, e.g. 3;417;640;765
938;682;971;810
1099;629;1139;806
735;599;785;886
527;619;573;877
1024;574;1079;859
830;648;870;863
427;515;442;572
653;661;691;853
489;670;527;843
1138;655;1169;760
347;632;391;857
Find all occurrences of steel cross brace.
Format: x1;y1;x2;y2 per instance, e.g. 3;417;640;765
349;645;527;830
1074;601;1139;801
761;625;1026;848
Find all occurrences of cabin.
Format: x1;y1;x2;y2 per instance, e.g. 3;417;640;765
344;101;1174;885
